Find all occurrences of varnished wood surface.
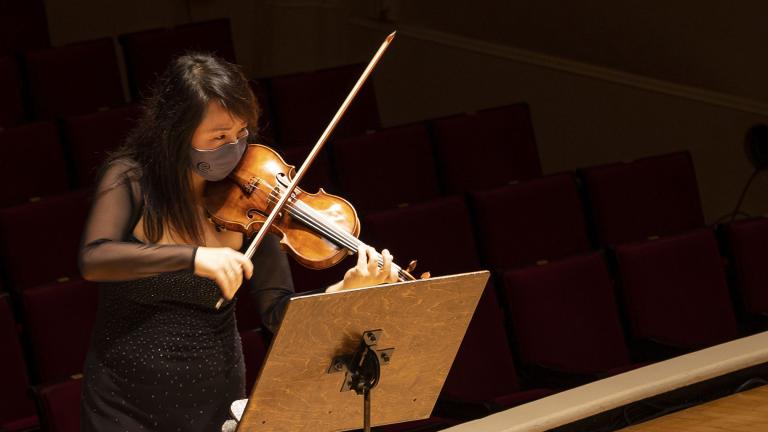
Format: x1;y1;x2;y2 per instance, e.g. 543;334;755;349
442;331;768;432
621;385;768;431
237;271;490;432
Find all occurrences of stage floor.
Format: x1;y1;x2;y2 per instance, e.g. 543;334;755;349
621;385;768;431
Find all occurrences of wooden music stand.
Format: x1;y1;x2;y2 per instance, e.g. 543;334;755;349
233;271;489;432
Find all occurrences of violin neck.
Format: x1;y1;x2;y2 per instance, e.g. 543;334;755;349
352;240;415;282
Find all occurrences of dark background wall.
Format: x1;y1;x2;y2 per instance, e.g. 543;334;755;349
43;0;768;221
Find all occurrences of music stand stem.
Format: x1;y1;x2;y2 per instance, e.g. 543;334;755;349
364;388;371;432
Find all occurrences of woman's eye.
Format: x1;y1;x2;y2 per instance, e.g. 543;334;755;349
212;127;247;142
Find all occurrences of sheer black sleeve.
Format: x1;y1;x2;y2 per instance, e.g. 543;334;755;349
78;159;197;281
247;234;323;333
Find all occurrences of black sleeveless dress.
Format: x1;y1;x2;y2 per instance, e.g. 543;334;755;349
78;160;305;431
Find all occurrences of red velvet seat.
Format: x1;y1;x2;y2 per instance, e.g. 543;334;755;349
0;121;70;207
22;279;99;383
503;253;633;386
0;293;39;431
248;79;277;146
725;217;768;317
0;189;91;290
363;196;481;277
119;19;237;100
0;55;26;128
0;0;49;54
334;124;440;212
430;103;541;194
32;378;82;432
471;173;590;270
581;151;705;246
278;144;338;196
364;196;550;413
62;104;141;186
24;38;124;119
615;229;739;351
267;64;380;148
440;285;553;408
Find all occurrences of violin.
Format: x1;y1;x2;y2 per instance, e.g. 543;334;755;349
203;31;425;309
203;143;418;280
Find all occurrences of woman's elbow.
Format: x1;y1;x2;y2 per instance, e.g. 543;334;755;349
78;251;103;282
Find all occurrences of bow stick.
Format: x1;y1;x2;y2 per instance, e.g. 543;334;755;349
215;31;398;309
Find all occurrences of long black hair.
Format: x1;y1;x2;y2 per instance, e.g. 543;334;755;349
108;51;260;244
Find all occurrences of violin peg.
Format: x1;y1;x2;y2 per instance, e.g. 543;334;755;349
419;272;431;279
407;260;418;273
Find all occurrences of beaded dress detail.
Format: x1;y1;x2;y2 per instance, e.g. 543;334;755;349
78;160;299;431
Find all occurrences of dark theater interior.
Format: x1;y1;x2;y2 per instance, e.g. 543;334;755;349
1;1;768;431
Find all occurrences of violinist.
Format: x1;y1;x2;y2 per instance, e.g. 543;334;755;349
78;52;398;432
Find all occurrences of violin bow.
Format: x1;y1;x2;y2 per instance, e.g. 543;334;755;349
215;31;398;309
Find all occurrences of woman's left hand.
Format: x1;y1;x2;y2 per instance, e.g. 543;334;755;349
326;246;398;293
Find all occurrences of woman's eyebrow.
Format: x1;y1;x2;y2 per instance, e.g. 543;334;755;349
208;121;248;132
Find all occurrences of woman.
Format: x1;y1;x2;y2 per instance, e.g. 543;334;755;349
78;52;397;431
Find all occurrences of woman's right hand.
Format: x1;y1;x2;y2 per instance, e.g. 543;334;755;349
194;247;254;300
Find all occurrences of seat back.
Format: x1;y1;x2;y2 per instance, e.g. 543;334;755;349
615;229;738;350
471;173;590;270
431;103;541;194
582;151;704;246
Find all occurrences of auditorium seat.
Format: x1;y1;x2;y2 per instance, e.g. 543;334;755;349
0;293;39;431
0;55;26;128
503;253;634;388
278;144;338;195
175;18;237;61
470;173;590;270
725;217;768;317
24;38;124;119
363;196;550;414
119;18;237;100
0;0;49;54
363;196;482;277
32;378;82;432
248;79;276;146
581;151;705;246
0;189;92;291
63;104;141;186
334;124;440;212
440;285;553;411
430;103;541;194
0;121;70;207
22;279;99;383
267;63;380;148
615;229;739;355
240;328;269;393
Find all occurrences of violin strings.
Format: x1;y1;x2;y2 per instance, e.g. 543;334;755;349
269;192;411;281
264;188;412;281
266;189;409;280
266;190;356;250
291;199;413;280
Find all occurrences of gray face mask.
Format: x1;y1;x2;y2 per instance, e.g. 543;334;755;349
189;132;248;181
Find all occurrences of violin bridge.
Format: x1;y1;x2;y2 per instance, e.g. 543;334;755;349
243;177;261;195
